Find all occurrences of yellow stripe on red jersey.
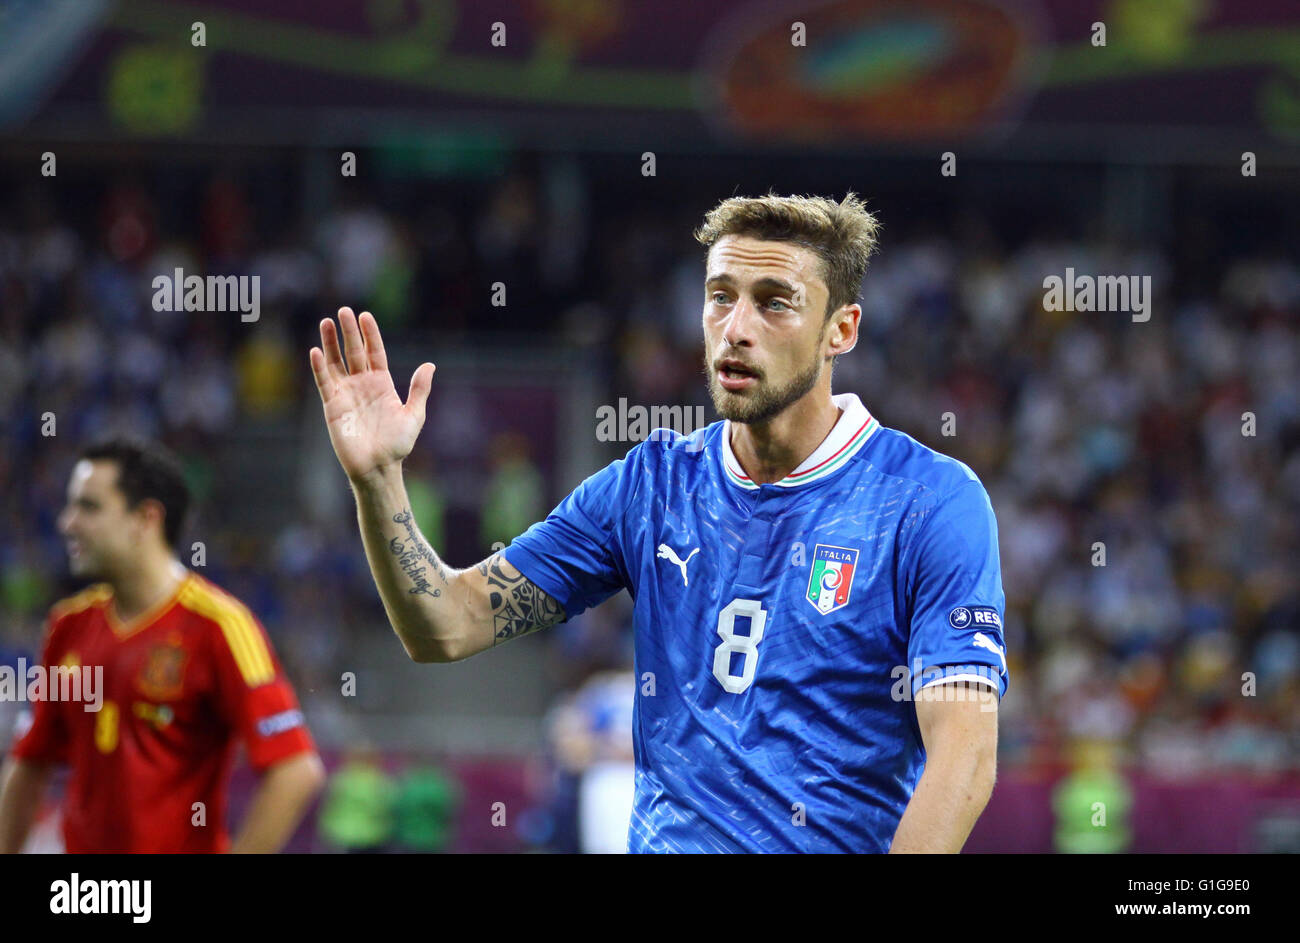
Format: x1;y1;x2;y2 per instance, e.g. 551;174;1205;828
177;578;276;687
49;583;113;622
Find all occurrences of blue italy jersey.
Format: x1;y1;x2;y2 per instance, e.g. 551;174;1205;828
504;393;1007;853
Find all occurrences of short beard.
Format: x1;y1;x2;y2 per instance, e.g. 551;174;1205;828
705;342;825;425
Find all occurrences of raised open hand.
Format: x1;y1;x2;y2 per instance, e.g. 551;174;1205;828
309;307;435;484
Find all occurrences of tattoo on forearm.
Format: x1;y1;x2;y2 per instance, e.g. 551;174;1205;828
482;553;564;644
389;509;447;597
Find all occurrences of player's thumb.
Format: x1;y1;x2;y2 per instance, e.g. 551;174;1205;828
405;362;436;424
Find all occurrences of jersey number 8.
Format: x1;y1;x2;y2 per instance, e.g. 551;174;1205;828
712;598;768;694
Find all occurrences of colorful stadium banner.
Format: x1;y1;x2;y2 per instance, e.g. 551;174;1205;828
3;0;1300;149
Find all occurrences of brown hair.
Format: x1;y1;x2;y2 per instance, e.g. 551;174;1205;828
693;191;882;318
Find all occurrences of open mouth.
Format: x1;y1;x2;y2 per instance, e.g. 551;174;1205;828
717;360;759;391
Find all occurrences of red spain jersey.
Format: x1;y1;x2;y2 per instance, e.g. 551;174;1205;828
9;571;316;853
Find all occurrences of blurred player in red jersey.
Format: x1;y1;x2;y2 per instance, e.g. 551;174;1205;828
0;438;325;853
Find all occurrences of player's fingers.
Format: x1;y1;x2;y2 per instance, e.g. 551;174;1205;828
405;362;436;424
338;306;369;375
359;311;388;372
308;347;334;399
319;317;347;376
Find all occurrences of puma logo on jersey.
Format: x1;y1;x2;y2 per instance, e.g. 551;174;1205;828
657;544;700;586
972;632;1006;672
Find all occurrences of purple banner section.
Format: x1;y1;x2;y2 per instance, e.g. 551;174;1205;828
24;751;1300;852
226;754;1300;853
967;770;1300;854
5;0;1300;147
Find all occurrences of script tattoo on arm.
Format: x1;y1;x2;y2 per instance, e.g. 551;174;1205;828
477;553;565;644
389;509;449;597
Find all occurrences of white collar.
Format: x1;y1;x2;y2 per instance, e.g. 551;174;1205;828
721;392;880;490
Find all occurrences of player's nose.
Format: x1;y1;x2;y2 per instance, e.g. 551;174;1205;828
720;297;758;346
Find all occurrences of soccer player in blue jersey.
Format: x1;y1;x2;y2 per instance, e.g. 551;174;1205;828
309;192;1007;853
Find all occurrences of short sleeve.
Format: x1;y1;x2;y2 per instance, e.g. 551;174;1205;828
9;617;70;764
502;444;644;620
903;478;1009;698
208;610;316;774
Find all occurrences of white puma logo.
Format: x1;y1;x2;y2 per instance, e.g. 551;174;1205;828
656;544;700;586
972;632;1006;672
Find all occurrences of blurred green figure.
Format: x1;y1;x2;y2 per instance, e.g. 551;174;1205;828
406;474;445;553
1052;738;1133;853
318;746;396;853
480;432;544;551
393;765;461;853
404;447;446;552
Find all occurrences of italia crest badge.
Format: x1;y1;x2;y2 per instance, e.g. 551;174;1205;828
806;544;859;615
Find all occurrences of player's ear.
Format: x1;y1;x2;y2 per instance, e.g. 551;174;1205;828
828;305;860;357
134;497;168;542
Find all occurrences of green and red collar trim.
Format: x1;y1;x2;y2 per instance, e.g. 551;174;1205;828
721;393;881;490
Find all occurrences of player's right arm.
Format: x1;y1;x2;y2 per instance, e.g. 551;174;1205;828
309;308;566;663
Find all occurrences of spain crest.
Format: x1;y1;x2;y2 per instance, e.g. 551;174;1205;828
137;643;187;701
805;544;859;615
